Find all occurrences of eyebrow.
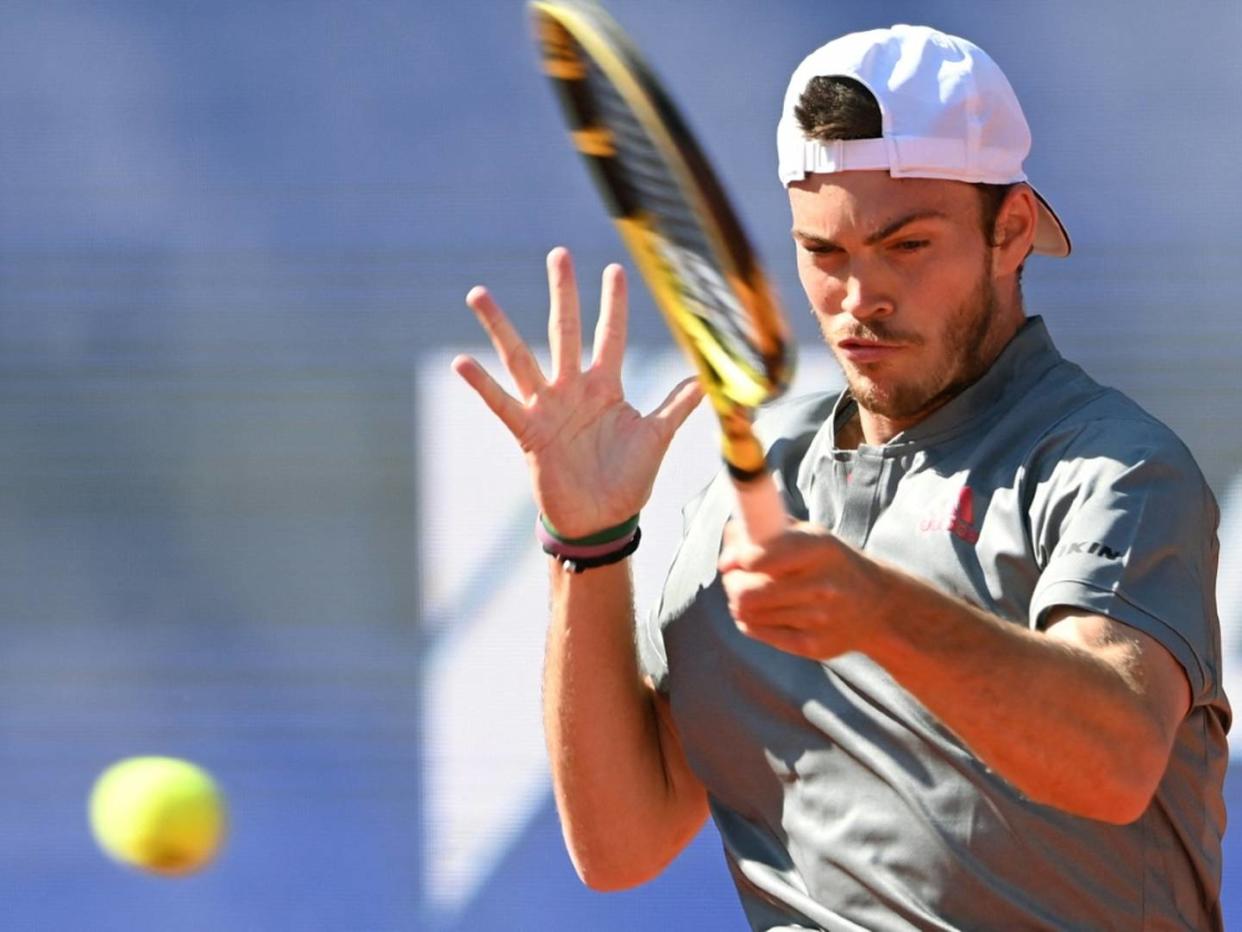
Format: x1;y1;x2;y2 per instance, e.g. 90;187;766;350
792;208;951;249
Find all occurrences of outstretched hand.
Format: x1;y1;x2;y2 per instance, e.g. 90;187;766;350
453;247;703;539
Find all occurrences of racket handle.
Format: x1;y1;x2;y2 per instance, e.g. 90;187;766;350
731;471;787;544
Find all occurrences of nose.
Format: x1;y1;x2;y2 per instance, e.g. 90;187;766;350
840;268;894;320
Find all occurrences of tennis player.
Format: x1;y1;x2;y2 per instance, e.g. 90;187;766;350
455;25;1229;930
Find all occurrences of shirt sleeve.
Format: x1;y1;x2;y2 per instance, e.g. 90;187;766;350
639;474;723;694
1028;418;1223;706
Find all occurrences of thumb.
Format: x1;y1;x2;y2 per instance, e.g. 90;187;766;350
648;376;704;440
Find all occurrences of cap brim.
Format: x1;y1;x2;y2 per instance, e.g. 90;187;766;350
1031;185;1071;257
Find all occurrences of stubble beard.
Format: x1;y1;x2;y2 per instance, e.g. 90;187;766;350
828;265;1004;423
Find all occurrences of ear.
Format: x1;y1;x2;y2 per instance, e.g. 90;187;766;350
991;185;1039;277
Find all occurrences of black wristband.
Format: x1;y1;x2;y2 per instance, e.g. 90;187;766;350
547;527;642;574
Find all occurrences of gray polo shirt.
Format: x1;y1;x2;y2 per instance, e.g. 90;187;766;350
641;317;1230;931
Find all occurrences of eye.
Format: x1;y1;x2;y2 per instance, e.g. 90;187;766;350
801;242;841;257
893;239;930;253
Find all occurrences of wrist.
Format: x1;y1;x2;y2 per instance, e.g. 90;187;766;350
537;512;641;573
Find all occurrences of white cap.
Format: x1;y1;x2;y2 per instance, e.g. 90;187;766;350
777;25;1070;257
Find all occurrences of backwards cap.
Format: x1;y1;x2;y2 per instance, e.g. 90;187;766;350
777;24;1070;257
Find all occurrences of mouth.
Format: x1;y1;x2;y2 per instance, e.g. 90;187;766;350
836;339;905;364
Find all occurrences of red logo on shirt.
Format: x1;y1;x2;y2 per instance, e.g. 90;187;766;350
919;486;979;544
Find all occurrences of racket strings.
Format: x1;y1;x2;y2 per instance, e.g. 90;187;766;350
582;60;766;375
588;70;707;244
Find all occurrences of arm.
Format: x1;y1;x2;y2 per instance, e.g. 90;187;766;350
455;247;707;888
545;560;708;889
719;524;1190;824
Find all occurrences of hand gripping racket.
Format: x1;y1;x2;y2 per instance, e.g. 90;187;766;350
529;0;795;542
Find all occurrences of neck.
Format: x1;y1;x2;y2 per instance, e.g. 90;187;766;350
858;401;943;446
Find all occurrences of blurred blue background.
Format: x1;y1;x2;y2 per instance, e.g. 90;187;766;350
1;1;1239;929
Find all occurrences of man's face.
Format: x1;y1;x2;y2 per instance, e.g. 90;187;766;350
789;171;1016;429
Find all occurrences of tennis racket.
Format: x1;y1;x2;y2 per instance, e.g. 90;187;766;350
529;0;794;542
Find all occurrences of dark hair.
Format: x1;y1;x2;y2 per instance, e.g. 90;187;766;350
793;75;883;140
794;76;1018;253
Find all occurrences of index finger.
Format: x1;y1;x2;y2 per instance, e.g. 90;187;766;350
465;286;546;399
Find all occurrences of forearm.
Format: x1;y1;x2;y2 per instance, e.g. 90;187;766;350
544;559;708;889
869;568;1172;823
457;248;710;881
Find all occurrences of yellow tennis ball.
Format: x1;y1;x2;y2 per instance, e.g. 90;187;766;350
88;756;227;876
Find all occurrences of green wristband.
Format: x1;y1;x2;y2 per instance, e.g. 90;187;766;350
539;512;640;547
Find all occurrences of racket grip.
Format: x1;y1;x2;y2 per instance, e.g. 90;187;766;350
730;471;787;544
